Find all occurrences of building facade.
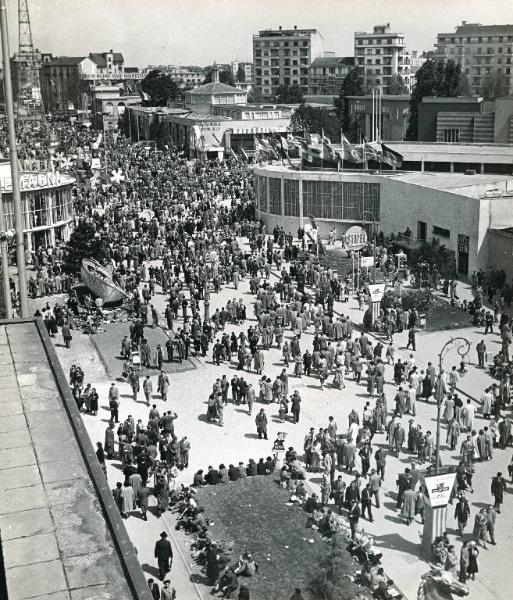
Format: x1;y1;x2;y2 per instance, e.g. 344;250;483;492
417;96;513;144
435;22;513;95
0;162;75;252
148;64;205;88
354;24;412;93
40;51;143;115
308;55;355;95
253;27;324;100
346;94;410;141
231;61;254;89
254;163;513;277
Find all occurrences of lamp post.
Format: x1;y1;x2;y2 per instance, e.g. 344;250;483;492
435;337;471;470
421;336;471;558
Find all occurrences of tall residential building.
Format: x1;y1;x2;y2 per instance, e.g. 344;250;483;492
435;22;513;96
354;24;411;93
231;61;253;84
308;54;355;95
253;26;324;100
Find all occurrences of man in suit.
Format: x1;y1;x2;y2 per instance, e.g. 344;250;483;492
154;531;173;580
348;499;361;538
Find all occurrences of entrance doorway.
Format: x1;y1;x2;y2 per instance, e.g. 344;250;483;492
457;234;470;276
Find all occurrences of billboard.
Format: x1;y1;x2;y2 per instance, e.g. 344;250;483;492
424;471;456;508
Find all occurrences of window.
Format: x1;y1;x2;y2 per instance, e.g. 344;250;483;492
442;128;460;142
268;178;281;214
257;175;267;212
433;225;450;238
284;180;299;216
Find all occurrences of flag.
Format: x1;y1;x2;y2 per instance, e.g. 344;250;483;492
322;137;338;162
339;133;363;163
381;143;403;168
362;138;382;162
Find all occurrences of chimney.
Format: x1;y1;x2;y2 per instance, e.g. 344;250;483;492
294;25;297;30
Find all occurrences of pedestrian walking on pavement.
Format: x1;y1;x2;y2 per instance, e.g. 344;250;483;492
154;531;173;580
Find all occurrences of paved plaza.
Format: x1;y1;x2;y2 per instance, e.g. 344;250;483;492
42;241;513;600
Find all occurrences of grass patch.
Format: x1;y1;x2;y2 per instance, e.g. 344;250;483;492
195;476;363;600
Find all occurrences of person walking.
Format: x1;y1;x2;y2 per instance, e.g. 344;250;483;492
459;541;470;584
61;322;72;348
138;483;150;521
154;531;173;580
454;493;471;536
348;499;361;538
467;541;480;581
486;505;497;545
491;471;507;513
143;375;153;406
255;409;268;440
361;483;374;522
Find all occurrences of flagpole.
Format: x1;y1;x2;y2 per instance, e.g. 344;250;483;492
371;89;375;143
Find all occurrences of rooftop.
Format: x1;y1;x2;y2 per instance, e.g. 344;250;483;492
45;56;87;66
421;96;483;104
89;52;124;67
388;171;513;195
0;320;149;600
310;56;355;68
438;22;513;36
384;141;513;159
188;81;244;95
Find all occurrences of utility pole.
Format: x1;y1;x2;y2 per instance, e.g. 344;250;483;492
0;189;13;318
1;0;29;316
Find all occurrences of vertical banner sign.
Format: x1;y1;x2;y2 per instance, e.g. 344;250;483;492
424;472;457;507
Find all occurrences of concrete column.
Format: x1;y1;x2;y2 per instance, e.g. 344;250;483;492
280;175;285;227
421;159;425;172
298;178;304;228
450;162;454;173
480;163;485;174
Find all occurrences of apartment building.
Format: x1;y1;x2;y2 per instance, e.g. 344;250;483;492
308;54;355;95
354;24;411;93
436;22;513;95
253;26;323;100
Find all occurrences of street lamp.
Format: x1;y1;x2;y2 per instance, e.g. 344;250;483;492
421;336;471;558
435;337;472;470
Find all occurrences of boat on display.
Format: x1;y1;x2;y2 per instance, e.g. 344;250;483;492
80;258;129;304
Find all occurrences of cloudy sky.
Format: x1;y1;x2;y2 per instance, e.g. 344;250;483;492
3;0;512;67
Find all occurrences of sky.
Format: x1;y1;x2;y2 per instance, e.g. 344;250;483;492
3;0;513;68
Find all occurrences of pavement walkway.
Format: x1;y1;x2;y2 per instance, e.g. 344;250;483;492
46;244;513;600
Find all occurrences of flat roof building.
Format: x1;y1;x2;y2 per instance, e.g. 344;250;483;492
253;26;324;100
354;24;412;93
254;163;513;278
435;22;513;96
0;320;151;600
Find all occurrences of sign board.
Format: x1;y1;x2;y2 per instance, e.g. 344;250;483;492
424;472;456;508
344;226;367;250
19;172;64;192
360;256;375;268
367;283;386;303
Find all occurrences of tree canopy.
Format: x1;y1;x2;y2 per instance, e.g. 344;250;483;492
290;103;341;141
141;69;182;106
387;74;409;95
405;58;471;140
480;71;510;100
64;220;109;274
236;65;246;83
275;84;304;103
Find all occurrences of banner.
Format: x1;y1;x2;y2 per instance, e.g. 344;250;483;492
424;472;456;508
361;256;375;268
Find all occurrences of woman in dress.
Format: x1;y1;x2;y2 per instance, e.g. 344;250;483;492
467;541;480;580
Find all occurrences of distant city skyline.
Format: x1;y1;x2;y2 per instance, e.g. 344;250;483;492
3;0;513;68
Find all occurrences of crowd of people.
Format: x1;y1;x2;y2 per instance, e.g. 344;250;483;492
13;118;512;600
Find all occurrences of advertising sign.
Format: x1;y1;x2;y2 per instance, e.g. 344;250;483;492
344;226;367;250
360;256;375;268
367;283;386;303
424;472;456;508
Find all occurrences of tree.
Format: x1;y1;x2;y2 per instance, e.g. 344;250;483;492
275;84;304;103
405;58;471;140
290;103;341;141
63;221;109;274
334;68;365;138
141;69;181;106
387;74;409;95
480;71;510;100
410;238;455;289
236;65;246;83
247;87;262;104
203;68;235;87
